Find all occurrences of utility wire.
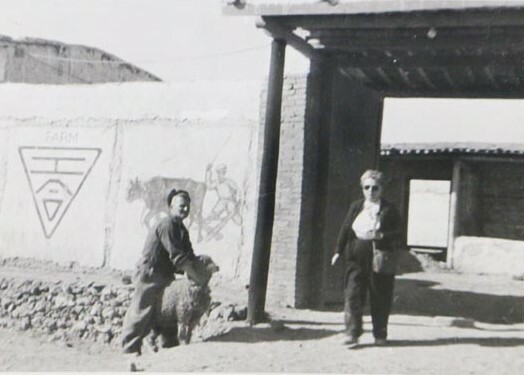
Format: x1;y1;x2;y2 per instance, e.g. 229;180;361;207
145;43;270;63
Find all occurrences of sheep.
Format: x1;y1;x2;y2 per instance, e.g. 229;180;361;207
149;255;219;349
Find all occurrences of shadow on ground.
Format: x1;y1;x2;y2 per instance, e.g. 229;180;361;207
393;279;523;324
353;336;524;349
207;326;338;343
323;275;522;324
396;250;426;274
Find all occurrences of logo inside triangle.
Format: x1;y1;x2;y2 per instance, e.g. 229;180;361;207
43;199;63;221
19;146;102;238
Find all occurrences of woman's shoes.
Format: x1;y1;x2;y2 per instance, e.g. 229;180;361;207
341;335;387;348
342;336;359;349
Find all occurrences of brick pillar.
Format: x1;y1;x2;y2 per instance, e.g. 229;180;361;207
265;75;308;308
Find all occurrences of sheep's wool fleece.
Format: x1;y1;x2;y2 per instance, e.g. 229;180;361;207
156;279;212;327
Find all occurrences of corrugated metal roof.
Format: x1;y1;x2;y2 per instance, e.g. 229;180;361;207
380;142;524;156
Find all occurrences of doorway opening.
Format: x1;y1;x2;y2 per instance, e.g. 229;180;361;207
407;179;451;261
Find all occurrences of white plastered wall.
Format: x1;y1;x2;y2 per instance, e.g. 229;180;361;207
0;82;262;282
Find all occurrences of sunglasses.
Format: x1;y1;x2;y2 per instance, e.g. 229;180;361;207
363;185;380;191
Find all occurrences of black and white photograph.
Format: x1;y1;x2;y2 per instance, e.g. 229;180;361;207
0;0;523;373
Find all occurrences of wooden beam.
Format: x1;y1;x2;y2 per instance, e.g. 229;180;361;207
247;39;286;325
465;66;476;84
336;52;523;69
275;8;524;30
378;87;524;99
336;52;524;97
309;32;524;51
461;155;524;163
417;68;438;90
257;17;320;61
446;160;462;269
309;24;524;38
483;66;501;89
441;69;458;89
398;67;418;89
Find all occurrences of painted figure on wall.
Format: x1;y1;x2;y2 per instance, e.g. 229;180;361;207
127;163;243;243
126;177;206;241
203;163;242;241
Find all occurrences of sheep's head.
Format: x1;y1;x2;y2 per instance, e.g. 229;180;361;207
187;255;219;285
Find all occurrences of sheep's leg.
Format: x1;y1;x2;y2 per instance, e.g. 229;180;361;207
158;324;180;348
178;324;189;345
145;329;159;353
184;317;201;345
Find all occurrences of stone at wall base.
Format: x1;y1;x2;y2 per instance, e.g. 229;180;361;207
453;236;524;276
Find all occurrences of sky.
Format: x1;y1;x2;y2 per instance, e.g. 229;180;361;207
0;0;309;82
0;0;523;144
383;98;524;144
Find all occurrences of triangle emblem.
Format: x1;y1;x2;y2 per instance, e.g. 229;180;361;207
43;199;63;221
19;146;101;238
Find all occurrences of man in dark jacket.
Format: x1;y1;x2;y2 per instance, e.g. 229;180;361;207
121;189;202;354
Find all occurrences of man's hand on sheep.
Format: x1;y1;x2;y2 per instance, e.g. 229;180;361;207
181;260;208;285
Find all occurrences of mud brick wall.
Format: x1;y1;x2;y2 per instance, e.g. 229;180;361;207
381;158;524;242
379;157;453;238
479;162;524;240
0;38;159;84
258;75;309;308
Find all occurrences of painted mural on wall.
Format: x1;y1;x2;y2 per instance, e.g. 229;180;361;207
0;125;113;267
0;81;262;280
18;146;101;238
203;163;242;241
125;163;244;243
110;121;257;280
126;176;207;241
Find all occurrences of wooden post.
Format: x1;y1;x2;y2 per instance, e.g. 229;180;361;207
447;160;462;269
461;162;481;236
247;39;286;325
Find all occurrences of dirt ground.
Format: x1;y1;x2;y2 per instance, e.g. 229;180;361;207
0;259;523;373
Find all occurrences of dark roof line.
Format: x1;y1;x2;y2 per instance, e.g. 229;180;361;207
381;142;524;156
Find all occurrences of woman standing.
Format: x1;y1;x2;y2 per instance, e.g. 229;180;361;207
331;170;404;348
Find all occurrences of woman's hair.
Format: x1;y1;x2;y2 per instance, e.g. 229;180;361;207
167;189;191;207
360;169;384;185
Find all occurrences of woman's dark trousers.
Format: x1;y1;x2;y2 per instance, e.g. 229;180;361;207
344;239;395;340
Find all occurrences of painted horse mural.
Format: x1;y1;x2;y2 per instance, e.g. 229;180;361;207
127;176;207;241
